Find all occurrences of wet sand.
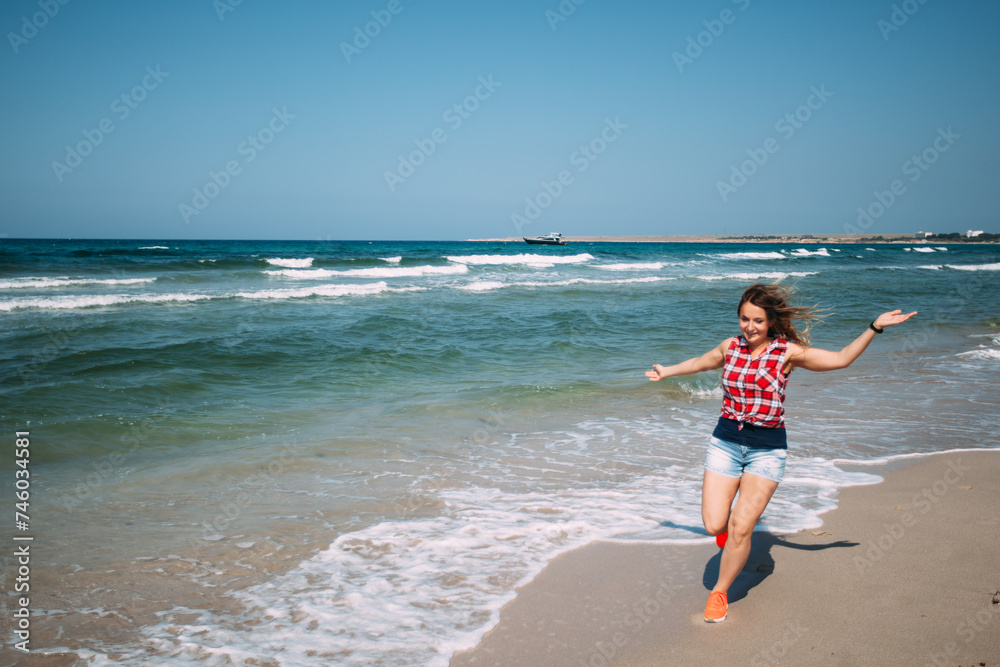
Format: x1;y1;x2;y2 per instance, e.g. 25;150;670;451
451;450;1000;666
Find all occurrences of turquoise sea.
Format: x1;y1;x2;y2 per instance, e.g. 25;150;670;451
2;239;998;664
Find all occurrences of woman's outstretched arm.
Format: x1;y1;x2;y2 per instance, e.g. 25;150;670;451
647;338;731;381
788;309;917;372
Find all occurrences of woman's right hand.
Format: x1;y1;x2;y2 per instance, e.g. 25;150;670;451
646;364;668;381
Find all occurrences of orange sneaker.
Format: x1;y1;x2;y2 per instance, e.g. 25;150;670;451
715;531;728;548
704;591;728;623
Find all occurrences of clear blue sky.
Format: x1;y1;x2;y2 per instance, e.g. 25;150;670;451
1;0;997;240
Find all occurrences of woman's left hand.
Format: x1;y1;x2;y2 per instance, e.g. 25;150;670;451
874;309;918;329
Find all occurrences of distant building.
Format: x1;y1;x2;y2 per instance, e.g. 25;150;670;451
914;231;933;238
966;229;983;238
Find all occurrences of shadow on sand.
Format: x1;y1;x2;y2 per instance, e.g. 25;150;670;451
701;532;859;603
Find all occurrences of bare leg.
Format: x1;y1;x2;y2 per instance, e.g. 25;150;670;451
711;473;779;594
701;469;741;536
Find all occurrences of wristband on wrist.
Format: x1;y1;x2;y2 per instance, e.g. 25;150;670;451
869;322;884;334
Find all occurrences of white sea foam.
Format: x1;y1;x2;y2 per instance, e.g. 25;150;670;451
456;276;669;292
789;248;831;257
688;386;723;399
945;263;1000;271
138;246;170;250
0;283;395;311
265;257;314;268
128;427;881;667
236;282;391;300
344;265;465;278
446;253;594;267
912;247;936;253
0;292;214;312
596;262;665;270
380;256;403;263
460;281;507;292
266;265;468;279
697;271;817;281
263;269;336;279
957;334;1000;362
957;348;1000;362
935;247;949;251
712;252;787;260
0;276;156;289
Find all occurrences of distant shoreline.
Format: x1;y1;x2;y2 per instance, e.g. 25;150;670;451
468;234;997;244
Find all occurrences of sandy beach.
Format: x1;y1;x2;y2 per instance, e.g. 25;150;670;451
452;450;1000;666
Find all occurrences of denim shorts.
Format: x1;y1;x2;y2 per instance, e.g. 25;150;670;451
704;436;787;483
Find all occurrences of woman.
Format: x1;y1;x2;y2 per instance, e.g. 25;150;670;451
646;283;916;623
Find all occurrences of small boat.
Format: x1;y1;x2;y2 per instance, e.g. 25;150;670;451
523;232;567;245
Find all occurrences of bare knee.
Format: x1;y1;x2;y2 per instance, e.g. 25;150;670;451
702;511;729;536
728;517;755;545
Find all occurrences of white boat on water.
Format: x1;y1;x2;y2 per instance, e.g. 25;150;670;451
522;232;567;245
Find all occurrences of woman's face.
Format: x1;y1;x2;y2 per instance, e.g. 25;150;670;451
739;301;772;346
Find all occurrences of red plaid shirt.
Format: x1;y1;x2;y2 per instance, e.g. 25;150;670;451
720;336;790;429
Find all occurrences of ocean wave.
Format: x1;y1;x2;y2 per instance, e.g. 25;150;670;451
911;247;937;253
380;256;402;263
935;247;949;251
0;292;215;312
788;248;830;257
266;265;468;279
265;257;314;268
595;262;665;271
957;348;1000;362
456;276;668;292
945;263;1000;271
137;246;171;250
446;253;594;267
0;282;396;311
710;252;787;260
686;385;723;399
236;282;392;300
0;276;156;289
460;281;507;292
696;271;817;281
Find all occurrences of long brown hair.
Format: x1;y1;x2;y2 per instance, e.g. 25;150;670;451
738;282;824;346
